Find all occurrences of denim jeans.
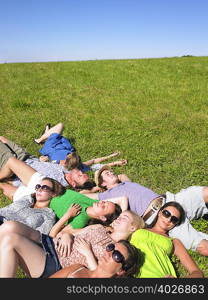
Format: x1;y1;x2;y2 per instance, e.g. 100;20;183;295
39;234;62;278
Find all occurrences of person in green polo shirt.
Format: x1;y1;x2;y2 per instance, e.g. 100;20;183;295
49;189;124;232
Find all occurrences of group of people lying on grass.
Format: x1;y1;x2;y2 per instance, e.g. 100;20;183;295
0;123;207;278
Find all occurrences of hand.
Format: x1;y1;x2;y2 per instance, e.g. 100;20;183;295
73;237;92;256
66;203;82;218
164;275;176;278
39;155;49;162
111;151;121;157
56;232;74;257
0;136;9;143
59;159;67;166
116;159;128;166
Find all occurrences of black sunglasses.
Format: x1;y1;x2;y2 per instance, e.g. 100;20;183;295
106;243;128;271
161;209;179;224
35;184;54;192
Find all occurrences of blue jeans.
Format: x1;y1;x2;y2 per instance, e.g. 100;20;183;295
0;216;6;225
39;234;62;278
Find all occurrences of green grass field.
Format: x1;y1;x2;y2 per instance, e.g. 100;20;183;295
0;56;208;277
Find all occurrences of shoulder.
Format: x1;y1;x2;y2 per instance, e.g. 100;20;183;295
50;264;86;278
172;238;184;248
14;195;34;205
67;265;88;278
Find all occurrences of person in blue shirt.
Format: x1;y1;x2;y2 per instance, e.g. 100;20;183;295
34;122;127;172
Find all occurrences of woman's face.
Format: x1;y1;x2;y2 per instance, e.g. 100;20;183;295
92;201;116;216
111;211;134;232
98;242;128;275
158;206;180;230
35;179;55;202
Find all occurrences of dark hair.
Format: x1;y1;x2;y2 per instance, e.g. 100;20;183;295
87;203;122;226
31;177;66;200
74;180;96;192
147;201;185;228
117;240;144;278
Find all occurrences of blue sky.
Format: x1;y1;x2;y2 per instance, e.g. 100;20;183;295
0;0;207;63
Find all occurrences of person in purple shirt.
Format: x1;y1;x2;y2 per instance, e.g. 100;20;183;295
84;165;208;257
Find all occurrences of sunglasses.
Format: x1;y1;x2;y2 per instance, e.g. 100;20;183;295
35;184;54;193
106;243;128;271
161;209;179;224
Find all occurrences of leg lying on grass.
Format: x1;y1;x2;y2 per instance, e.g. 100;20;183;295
34;122;64;144
0;157;35;186
0;182;17;201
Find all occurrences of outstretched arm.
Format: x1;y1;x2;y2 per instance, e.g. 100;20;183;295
83;193;128;211
82;192;99;199
83;151;121;166
173;238;204;278
104;196;129;211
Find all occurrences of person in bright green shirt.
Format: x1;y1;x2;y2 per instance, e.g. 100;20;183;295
130;201;204;278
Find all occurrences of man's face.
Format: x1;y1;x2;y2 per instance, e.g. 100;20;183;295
100;169;119;187
65;169;89;187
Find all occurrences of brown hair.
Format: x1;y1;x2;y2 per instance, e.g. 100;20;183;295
31;177;66;200
147;201;185;228
116;240;144;277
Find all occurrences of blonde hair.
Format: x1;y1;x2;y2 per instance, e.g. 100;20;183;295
65;152;81;170
129;211;145;230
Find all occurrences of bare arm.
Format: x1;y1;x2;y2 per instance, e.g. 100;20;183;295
82;192;99;199
55;223;82;236
39;155;49;162
83;193;128;211
173;238;204;278
104;196;129;211
118;174;131;182
79;186;102;194
49;204;81;237
73;237;98;270
0;136;9;143
83;151;121;166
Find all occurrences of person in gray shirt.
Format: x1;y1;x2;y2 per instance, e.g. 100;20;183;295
0;176;65;234
0;136;90;189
